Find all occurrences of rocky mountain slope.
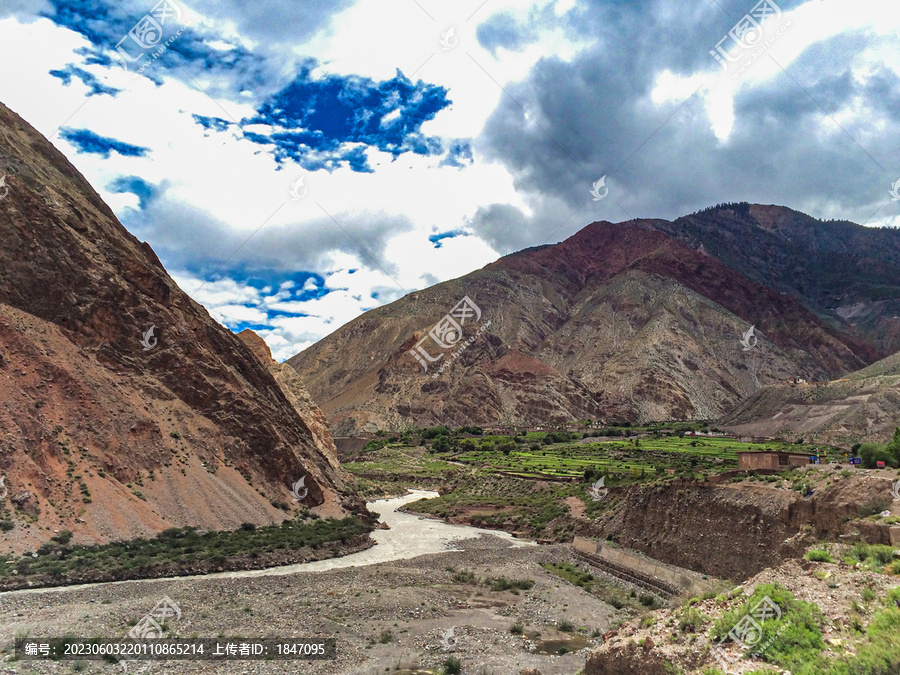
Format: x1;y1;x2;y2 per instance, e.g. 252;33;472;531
289;215;877;433
722;349;900;445
0;101;359;555
647;202;900;355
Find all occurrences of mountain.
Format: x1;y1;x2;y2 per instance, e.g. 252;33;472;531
722;349;900;445
0;102;359;554
288;215;878;434
646;203;900;355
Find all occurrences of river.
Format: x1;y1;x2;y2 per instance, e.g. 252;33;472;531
6;490;534;595
216;489;535;577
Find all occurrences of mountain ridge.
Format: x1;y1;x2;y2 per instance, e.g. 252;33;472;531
0;101;359;554
289;213;881;434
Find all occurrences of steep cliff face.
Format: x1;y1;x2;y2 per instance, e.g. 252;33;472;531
594;474;892;581
0;101;360;554
236;329;343;477
289;216;875;433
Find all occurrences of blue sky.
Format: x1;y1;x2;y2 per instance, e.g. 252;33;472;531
1;0;898;360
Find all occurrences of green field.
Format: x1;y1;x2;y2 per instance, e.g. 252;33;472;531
338;426;844;540
344;428;836;482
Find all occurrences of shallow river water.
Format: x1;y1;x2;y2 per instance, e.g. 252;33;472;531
218;489;535;577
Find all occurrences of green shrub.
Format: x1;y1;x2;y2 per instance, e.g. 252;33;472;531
859;497;892;518
558;619;575;632
712;583;823;669
859;442;895;469
679;607;707;633
452;570;476;584
805;549;834;563
51;530;73;544
510;622;524;634
442;656;462;675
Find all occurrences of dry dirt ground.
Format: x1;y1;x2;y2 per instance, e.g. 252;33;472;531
0;537;620;675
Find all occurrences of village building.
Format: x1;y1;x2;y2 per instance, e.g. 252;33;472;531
737;450;814;471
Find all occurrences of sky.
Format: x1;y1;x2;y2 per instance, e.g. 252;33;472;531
1;0;898;360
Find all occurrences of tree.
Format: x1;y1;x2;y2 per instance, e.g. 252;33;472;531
888;427;900;465
859;442;896;469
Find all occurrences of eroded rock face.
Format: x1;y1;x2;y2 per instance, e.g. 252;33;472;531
584;639;672;675
236;329;342;474
0;101;362;553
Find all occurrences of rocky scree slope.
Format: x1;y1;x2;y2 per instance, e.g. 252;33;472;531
723;349;900;445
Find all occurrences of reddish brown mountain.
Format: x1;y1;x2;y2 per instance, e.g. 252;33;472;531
289;215;877;434
0;102;359;555
649;202;900;355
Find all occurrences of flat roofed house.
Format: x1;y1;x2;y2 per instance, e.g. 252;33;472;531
737;450;813;471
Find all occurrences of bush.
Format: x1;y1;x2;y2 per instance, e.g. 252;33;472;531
712;583;823;669
859;497;892;518
487;576;534;592
558;619;575;632
859;442;896;469
442;656;462;675
679;607;707;633
805;549;834;563
452;570;476;584
510;622;524;634
422;426;451;439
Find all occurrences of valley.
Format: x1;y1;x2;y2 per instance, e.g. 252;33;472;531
1;60;899;675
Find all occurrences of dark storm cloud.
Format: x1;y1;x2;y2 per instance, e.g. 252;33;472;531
469;0;900;253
